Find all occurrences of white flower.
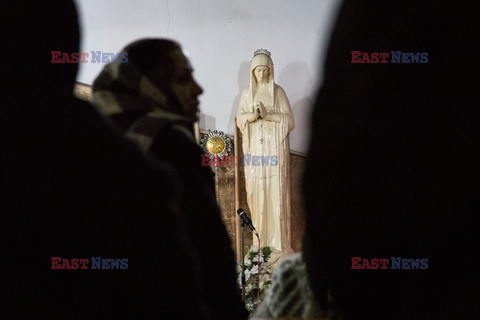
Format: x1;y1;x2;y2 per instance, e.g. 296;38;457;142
249;264;258;275
244;268;251;281
252;254;264;263
237;246;274;312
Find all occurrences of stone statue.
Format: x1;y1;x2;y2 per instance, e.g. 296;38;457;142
236;49;295;255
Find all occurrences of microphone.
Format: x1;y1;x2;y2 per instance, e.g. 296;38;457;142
237;208;258;237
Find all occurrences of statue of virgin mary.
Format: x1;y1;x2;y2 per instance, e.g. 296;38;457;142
236;49;294;255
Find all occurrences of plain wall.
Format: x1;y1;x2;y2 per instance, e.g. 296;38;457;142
74;0;341;153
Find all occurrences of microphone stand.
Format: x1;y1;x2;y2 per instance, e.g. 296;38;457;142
240;219;246;301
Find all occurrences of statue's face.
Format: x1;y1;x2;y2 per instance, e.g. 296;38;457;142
168;49;203;121
254;66;270;84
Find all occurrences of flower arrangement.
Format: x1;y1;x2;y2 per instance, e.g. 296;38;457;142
238;245;277;313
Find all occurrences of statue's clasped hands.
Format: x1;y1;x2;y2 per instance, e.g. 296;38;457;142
247;101;268;122
255;101;268;119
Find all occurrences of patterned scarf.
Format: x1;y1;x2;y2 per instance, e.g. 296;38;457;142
92;50;193;152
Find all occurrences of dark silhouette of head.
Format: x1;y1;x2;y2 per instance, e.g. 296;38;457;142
303;1;478;319
2;1;80;91
94;38;203;121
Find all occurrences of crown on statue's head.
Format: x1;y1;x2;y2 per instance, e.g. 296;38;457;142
253;48;271;57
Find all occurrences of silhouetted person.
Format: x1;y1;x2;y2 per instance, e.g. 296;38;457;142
303;1;479;319
92;39;248;320
2;2;211;318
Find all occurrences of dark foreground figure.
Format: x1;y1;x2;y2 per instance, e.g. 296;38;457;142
1;2;218;319
303;1;479;319
93;38;248;319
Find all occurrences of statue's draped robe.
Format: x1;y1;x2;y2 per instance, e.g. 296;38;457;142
237;84;294;253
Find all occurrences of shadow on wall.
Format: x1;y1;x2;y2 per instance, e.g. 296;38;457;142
290;96;313;151
228;60;250;132
278;61;314;153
